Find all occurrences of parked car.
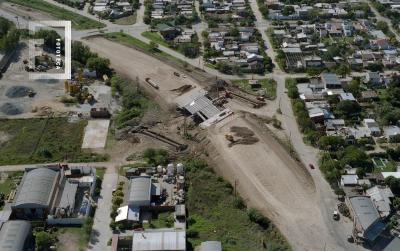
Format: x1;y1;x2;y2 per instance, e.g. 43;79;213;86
333;211;339;220
256;96;265;101
174;72;180;77
112;189;116;195
134;228;144;231
347;234;353;242
182;74;186;78
309;164;314;169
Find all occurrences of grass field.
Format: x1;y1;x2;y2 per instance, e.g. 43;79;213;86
185;157;291;251
345;36;354;42
8;0;106;30
103;32;182;64
114;13;137;25
0;118;110;165
376;88;389;100
232;79;277;99
372;157;385;167
141;31;199;58
204;63;216;70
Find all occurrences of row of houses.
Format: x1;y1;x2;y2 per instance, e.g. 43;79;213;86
93;0;133;16
151;0;195;19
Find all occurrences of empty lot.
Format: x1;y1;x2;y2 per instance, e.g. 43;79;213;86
207;115;343;251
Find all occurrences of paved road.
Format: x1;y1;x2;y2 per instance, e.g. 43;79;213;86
367;2;400;41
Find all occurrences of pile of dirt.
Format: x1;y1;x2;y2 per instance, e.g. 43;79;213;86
0;103;23;115
228;126;259;147
5;86;33;98
338;203;350;218
171;85;193;95
34;76;59;84
31;106;53;116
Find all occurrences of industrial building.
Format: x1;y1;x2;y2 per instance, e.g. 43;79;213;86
131;230;186;251
365;187;394;219
346;196;386;241
0;221;32;251
128;177;152;207
321;73;342;89
11;168;61;219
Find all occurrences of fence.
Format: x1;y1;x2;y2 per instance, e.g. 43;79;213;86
139;205;175;212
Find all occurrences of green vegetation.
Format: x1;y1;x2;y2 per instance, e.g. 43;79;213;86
103;32;182;64
52;224;93;250
0;118;110;165
184;156;291;250
110;75;157;128
142;31;200;58
345;36;355;42
373;157;385;167
232;79;277;99
9;0;105;30
143;211;175;229
0;18;20;53
204;63;217;70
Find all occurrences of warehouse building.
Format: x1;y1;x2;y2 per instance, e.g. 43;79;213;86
12;168;61;219
128;177;152;207
132;230;186;251
0;220;32;251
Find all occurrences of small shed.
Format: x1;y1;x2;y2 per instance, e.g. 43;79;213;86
125;167;139;177
248;80;261;88
358;179;371;187
341;175;358;186
175;205;185;219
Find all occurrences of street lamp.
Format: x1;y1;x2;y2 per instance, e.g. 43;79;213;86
15;16;19;28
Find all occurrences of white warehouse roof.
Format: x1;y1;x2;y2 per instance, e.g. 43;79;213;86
132;230;186;251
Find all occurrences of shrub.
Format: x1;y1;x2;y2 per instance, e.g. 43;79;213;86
223;180;233;189
61;95;67;103
110;210;118;219
119;181;125;186
117;223;124;230
113;196;123;205
247;207;268;226
95;188;100;196
231;197;245;209
132;222;140;229
116;185;123;191
114;190;124;197
109;220;117;230
186;228;199;237
187;216;196;226
216;175;223;182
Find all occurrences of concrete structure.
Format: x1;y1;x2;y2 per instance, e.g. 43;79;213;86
366;187;393;218
201;241;222;251
0;221;32;251
82;120;110;148
12;168;61;219
361;91;378;99
132;230;186;251
383;126;400;142
340;93;356;101
346;196;386;240
341;175;358;186
128;177;151;207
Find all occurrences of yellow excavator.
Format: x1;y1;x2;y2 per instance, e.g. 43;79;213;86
28;91;36;97
225;134;234;141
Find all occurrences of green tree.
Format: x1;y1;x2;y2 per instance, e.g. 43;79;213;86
230;27;240;37
282;6;295;16
113;196;123;205
288;87;299;99
356;167;366;179
376;21;389;34
296;20;303;25
358;138;370;146
114;190;124;197
86;57;110;76
319;136;345;149
307;67;321;78
215;60;229;73
149;41;158;52
182;61;189;69
199;5;205;12
336;65;351;77
325;172;337;184
201;30;209;39
83;217;94;235
74;0;81;8
334;187;344;198
247;208;268;225
307;131;321;145
232;64;240;74
36;232;52;250
337;100;358;114
392;134;400;143
346;80;360;96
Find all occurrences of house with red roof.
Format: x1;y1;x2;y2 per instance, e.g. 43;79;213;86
376;39;396;50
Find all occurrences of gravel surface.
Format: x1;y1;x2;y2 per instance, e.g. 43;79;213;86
5;86;33;98
34;76;60;84
0;103;24;115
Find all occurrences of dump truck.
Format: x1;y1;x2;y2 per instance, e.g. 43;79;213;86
145;78;159;89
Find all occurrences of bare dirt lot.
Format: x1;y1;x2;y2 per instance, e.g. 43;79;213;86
1;2;57;25
205;114;339;251
83;37;202;111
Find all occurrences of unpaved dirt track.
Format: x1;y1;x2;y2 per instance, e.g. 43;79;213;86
83;37;202;111
207;115;341;251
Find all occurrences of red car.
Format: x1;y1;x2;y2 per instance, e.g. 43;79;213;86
134;228;144;231
309;164;314;169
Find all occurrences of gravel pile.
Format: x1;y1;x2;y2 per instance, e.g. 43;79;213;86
5;86;34;98
0;103;23;115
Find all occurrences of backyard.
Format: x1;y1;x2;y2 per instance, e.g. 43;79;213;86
376;88;389;100
52;225;91;251
232;79;277;99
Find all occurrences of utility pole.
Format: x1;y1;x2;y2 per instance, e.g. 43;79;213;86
136;76;139;91
279;97;281;110
184;113;187;135
234;179;238;196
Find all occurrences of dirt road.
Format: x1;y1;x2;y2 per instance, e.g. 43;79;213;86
83;37;202;111
206;114;345;251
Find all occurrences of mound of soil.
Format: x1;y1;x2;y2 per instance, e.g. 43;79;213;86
5;86;33;98
0;103;23;115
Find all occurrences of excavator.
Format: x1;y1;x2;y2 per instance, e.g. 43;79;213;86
225;134;234;141
28;91;36;97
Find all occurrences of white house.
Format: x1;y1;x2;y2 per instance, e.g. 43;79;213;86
366;72;380;85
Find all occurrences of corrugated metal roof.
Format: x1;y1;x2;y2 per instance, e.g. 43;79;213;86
349;196;380;230
177;90;221;119
132;230;185;250
0;221;31;251
201;241;222;251
321;73;341;86
128;177;151;203
13;168;58;207
151;183;161;196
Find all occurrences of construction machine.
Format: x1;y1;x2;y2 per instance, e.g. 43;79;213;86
87;94;94;103
28;91;36;97
23;59;28;64
225;134;234;141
